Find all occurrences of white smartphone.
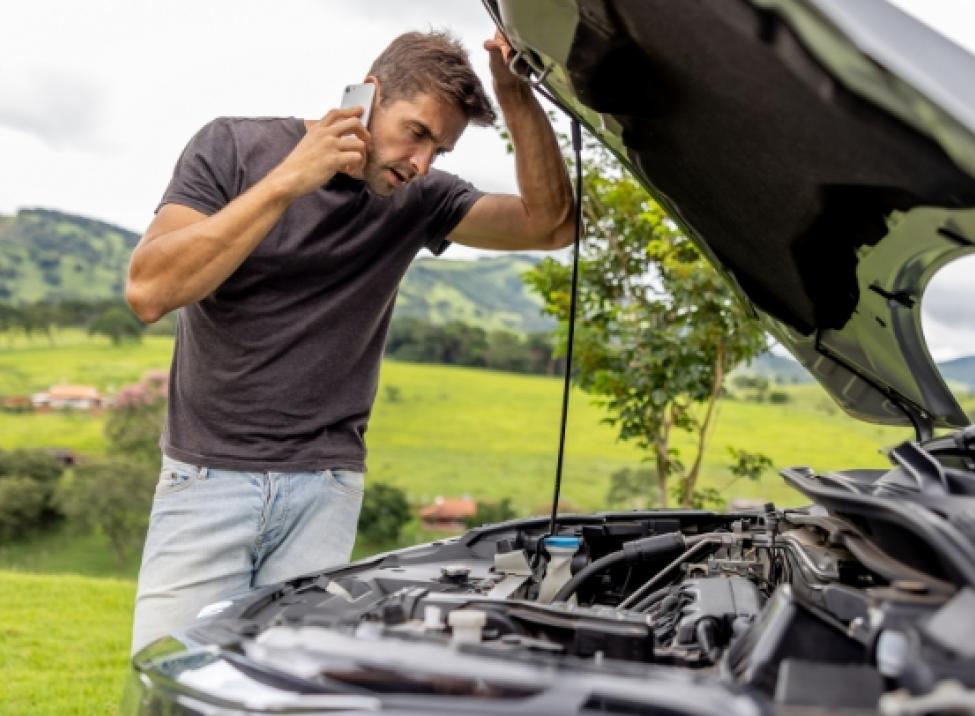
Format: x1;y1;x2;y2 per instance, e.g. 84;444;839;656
340;83;376;128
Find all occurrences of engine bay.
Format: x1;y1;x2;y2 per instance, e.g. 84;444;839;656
162;456;975;715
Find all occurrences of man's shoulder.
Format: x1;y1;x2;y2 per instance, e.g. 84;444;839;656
199;117;305;145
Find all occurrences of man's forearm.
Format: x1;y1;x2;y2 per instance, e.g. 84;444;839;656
126;172;299;323
495;80;575;242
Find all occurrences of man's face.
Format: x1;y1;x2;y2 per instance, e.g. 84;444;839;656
361;90;468;196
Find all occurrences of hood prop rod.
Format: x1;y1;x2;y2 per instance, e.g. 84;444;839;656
548;118;584;539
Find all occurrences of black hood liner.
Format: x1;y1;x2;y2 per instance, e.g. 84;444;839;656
565;0;975;334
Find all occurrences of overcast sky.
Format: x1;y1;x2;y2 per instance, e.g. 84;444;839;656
1;0;974;359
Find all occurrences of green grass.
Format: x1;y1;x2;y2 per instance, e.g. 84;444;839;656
0;332;919;512
0;570;135;715
0;329;174;395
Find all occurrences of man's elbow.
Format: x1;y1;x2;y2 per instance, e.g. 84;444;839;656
537;212;577;251
125;280;165;324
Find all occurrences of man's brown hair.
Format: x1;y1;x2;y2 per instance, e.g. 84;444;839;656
368;31;496;127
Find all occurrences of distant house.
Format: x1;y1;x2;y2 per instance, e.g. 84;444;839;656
31;384;104;412
420;495;478;531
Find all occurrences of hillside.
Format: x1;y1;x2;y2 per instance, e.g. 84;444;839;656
396;253;554;332
0;208;139;303
938;355;975;392
0;208;553;333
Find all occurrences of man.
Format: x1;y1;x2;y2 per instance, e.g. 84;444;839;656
126;29;574;654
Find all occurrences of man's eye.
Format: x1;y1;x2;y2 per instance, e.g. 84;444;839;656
410;126;424;138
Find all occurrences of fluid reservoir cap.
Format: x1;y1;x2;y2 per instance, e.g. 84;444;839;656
448;609;487;629
544;536;581;550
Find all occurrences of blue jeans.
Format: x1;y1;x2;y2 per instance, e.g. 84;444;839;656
131;455;364;655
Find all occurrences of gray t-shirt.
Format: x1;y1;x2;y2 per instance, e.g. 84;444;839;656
157;117;482;471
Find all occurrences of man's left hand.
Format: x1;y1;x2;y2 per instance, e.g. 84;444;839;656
484;30;521;92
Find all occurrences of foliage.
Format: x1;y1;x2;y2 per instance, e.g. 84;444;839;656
385;317;559;375
464;497;517;528
0;477;49;541
357;482;411;545
605;467;656;509
0;447;65;485
54;459;155;566
104;370;168;466
523;136;768;507
0;448;66;534
677;448;775;509
88;305;145;345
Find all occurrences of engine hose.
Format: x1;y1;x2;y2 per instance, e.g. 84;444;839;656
551;532;687;603
621;535;724;610
550;550;626;604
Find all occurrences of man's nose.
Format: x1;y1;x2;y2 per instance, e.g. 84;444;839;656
410;147;436;177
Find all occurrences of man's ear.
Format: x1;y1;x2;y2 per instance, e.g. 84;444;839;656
365;75;382;106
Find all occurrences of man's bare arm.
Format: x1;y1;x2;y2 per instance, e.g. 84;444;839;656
448;32;575;251
126;108;369;323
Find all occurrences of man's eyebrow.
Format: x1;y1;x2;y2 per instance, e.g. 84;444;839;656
409;120;439;142
409;119;455;154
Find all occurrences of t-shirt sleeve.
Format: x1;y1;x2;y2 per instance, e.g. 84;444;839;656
422;170;484;256
156;118;239;216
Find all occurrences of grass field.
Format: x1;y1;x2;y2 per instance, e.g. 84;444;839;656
0;331;919;511
0;332;943;713
0;570;134;715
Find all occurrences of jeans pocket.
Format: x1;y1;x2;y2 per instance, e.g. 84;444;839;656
324;469;365;497
155;459;201;497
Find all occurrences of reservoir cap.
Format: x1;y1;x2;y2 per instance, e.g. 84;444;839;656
545;536;581;550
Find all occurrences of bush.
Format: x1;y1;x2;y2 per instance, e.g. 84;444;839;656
464;498;517;528
0;448;64;485
0;477;49;541
605;467;656;509
0;449;66;533
104;372;168;466
54;460;156;565
357;482;411;545
767;390;790;404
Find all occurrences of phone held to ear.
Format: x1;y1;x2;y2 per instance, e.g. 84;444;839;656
340;83;376;128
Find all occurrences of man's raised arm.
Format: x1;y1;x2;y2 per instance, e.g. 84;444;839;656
448;31;576;252
126;108;369;323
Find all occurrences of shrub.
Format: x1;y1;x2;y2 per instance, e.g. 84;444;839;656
0;477;49;541
0;448;64;485
464;498;517;528
54;460;156;565
357;482;411;545
767;390;790;404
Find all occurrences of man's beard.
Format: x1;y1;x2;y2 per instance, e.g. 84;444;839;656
362;155;414;197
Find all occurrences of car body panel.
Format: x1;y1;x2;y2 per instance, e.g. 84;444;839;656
491;0;975;429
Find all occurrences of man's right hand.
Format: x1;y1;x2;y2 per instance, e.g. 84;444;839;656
271;107;371;199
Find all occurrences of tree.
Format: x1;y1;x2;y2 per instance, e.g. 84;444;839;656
54;460;156;565
104;372;168;466
464;498;517;528
605;467;655;510
0;477;49;541
88;305;145;345
357;482;411;545
524;139;768;507
0;448;66;532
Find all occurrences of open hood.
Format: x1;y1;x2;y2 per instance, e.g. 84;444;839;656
487;0;975;433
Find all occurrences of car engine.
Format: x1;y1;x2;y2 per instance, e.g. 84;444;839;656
126;434;975;715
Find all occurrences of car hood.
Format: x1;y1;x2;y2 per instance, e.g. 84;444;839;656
486;0;975;431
